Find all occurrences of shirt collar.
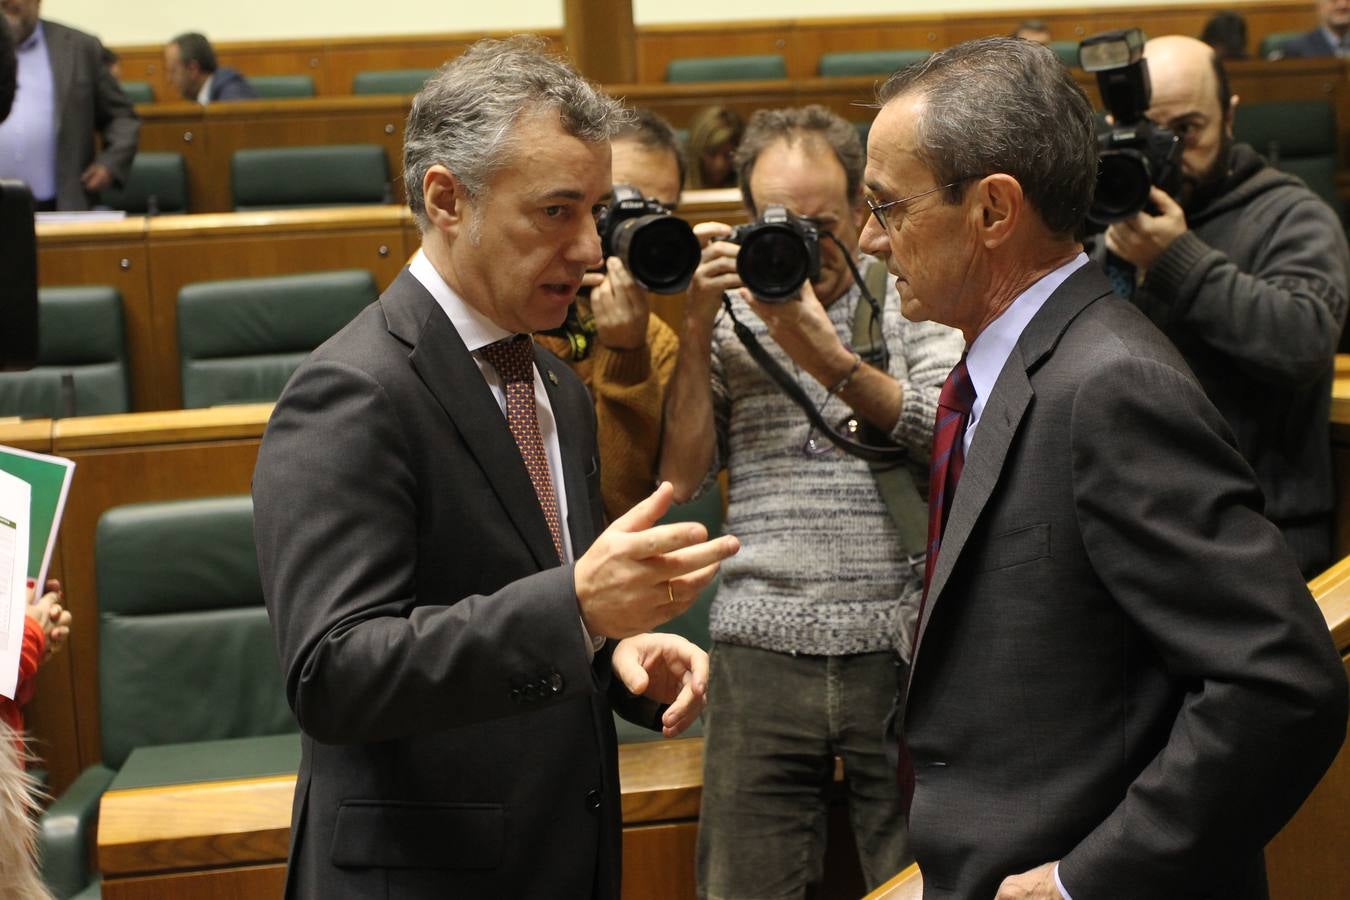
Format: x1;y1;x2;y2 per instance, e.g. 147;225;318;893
196;74;213;105
17;21;44;53
407;248;514;352
965;252;1088;412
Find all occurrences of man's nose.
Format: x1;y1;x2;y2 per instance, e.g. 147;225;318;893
859;214;890;258
570;219;604;268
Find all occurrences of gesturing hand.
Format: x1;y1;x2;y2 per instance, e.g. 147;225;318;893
574;482;739;639
611;633;709;737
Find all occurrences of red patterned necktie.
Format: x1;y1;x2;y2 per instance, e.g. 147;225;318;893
899;354;976;813
479;335;566;564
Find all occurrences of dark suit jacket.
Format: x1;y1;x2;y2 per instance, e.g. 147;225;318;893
1279;28;1338;59
207;66;257;102
902;263;1347;899
254;269;653;898
41;20;139;210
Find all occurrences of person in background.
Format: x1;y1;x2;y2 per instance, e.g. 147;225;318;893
536;107;682;520
1275;0;1350;57
686;105;744;189
164;32;256;103
1200;10;1250;60
1092;36;1348;577
0;580;71;749
1013;19;1053;45
0;0;139;210
100;44;120;79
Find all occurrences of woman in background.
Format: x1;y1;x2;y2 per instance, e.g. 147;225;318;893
686;105;744;189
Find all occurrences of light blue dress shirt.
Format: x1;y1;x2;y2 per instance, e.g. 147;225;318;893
0;21;58;202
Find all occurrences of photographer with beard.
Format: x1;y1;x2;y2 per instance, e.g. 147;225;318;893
1092;35;1348;578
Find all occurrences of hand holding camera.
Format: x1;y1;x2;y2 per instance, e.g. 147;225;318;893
1103;185;1187;270
587;256;652;351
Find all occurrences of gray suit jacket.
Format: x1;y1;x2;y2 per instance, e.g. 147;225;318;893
902;263;1347;899
255;269;653;898
42;20;139;210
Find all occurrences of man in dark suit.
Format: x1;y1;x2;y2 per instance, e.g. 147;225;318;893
253;36;739;899
0;0;139;210
859;37;1347;899
164;32;257;103
1276;0;1350;57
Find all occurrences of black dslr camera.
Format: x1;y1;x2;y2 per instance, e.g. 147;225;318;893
1080;28;1182;225
597;185;700;294
728;205;821;302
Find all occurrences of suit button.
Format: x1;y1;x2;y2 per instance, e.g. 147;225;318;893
509;687;522;702
549;672;564;694
585;788;601;812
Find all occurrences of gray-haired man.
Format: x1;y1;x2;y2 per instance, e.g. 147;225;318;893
254;36;739;898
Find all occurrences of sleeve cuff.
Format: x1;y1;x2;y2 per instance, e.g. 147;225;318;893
592;343;653;386
1140;230;1213;317
1054;861;1075;900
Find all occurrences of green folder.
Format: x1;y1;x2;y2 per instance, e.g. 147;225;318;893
0;445;74;588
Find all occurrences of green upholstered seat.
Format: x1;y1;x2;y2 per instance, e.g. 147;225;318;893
101;151;188;214
614;484;724;744
40;496;295;898
0;285;129;418
249;74;317;98
1048;40;1082;67
1260;30;1306;60
118;80;154;104
666;54;787;83
351;67;436;95
1234;100;1341;214
818;49;930;77
178;268;378;408
230;144;390;210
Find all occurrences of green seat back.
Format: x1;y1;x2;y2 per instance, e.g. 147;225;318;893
0;286;129;418
101;151;188;214
119;80;154;104
249;74;316;99
614;484;724;744
230;144;389;210
96;496;296;770
351;68;435;95
818;49;930;77
666;54;787;83
1235;100;1340;212
178;268;377;407
1048;40;1082;67
1260;30;1305;60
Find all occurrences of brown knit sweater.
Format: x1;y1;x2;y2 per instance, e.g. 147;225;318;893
535;314;680;522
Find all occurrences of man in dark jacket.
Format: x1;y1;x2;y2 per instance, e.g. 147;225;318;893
1276;0;1350;57
164;32;257;103
1093;35;1348;577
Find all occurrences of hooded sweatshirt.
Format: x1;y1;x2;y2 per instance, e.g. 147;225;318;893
1095;143;1348;574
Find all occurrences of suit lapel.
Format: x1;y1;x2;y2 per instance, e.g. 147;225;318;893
44;23;74;138
537;351;598;555
385;270;561;571
911;264;1115;667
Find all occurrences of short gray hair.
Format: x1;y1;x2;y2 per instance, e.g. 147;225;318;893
877;37;1098;237
403;35;629;230
733;105;865;217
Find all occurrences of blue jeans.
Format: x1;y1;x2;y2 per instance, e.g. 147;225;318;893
697;643;911;899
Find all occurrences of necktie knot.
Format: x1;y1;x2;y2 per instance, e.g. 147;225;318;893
480;334;535;384
938;357;975;415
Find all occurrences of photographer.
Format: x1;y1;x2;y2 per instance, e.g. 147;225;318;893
1091;35;1348;577
535;108;681;520
659;105;962;896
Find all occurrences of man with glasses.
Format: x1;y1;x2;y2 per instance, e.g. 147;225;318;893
536;107;683;520
1092;35;1348;577
659;104;962;897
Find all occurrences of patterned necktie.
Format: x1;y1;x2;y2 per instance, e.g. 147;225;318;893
899;355;976;813
479;335;566;564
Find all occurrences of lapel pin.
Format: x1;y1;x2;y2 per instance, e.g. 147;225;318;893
547;370;558;385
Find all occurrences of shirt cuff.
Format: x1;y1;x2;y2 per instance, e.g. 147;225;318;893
580;617;605;660
1054;861;1074;900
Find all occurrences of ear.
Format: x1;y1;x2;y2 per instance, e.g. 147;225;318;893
1225;93;1240;136
971;174;1022;250
422;165;469;238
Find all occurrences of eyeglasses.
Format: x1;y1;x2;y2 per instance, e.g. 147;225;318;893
803;414;861;458
865;176;979;231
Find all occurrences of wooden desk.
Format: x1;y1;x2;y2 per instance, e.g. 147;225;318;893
96;736;704;900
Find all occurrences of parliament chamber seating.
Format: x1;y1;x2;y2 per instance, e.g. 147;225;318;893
816;49;930;78
0;286;130;419
1234;99;1342;216
100;151;188;215
117;81;153;104
38;495;296;900
1047;40;1083;67
230;143;390;210
1261;29;1307;59
666;53;788;82
351;67;436;95
177;268;378;408
249;74;317;98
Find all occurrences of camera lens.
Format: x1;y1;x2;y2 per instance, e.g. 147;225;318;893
1091;150;1153;223
737;225;812;301
611;215;701;294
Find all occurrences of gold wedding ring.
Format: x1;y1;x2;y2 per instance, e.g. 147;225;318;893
667;582;676;605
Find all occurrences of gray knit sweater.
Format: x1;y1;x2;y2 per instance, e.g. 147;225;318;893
700;274;965;659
